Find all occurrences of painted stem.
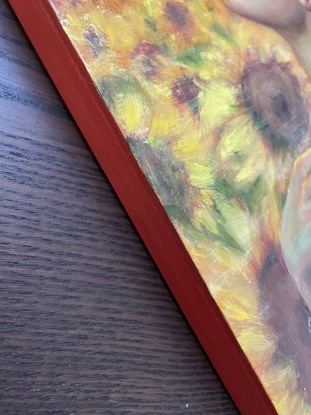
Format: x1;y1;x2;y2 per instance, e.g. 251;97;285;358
279;13;311;78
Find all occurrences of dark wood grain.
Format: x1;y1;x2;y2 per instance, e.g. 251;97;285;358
0;1;239;414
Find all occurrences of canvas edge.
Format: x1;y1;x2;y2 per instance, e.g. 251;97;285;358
7;1;279;414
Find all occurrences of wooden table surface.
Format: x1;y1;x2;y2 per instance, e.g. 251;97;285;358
0;2;239;414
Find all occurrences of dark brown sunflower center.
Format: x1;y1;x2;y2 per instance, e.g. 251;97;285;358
271;92;291;123
242;62;309;148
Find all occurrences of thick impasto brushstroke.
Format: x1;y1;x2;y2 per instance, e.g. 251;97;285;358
48;1;311;413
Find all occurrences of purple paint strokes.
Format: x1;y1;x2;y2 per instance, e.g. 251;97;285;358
259;248;311;400
171;76;200;113
84;26;108;57
132;41;163;79
164;1;194;33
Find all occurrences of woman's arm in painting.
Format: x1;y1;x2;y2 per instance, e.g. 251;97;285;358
279;13;311;79
225;0;311;78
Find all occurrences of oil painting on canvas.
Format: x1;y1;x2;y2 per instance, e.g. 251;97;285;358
49;0;311;413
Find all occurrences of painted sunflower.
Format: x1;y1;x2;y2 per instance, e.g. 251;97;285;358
173;4;311;413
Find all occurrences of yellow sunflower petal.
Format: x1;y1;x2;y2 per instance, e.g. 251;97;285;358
200;82;238;130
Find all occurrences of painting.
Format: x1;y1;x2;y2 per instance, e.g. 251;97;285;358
49;1;311;413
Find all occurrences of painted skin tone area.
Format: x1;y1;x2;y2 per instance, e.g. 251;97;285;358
225;0;311;311
225;0;311;77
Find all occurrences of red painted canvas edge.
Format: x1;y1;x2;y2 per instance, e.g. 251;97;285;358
8;1;278;414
